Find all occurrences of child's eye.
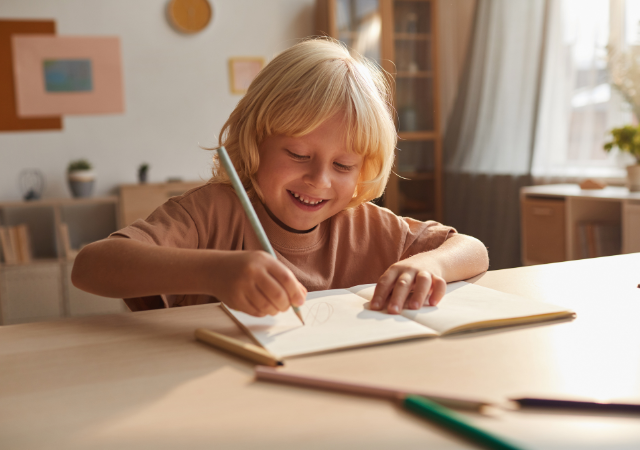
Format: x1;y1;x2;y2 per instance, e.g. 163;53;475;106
334;162;355;171
286;150;309;161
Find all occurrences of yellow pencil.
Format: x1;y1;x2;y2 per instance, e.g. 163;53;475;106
195;328;283;366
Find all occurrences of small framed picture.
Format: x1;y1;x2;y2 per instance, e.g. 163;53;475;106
228;57;264;95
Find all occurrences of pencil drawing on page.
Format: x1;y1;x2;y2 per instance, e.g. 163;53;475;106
303;302;334;326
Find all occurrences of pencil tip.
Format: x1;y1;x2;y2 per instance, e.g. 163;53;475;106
293;306;305;325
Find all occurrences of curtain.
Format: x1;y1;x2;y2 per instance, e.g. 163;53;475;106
443;0;551;269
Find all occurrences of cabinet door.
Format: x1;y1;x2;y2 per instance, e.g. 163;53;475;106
0;263;63;324
521;198;566;264
623;201;640;253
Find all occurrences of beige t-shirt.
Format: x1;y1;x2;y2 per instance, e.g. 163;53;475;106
110;182;456;311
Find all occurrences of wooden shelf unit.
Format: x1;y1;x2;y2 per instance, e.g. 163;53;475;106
520;184;640;265
316;0;442;221
0;197;125;325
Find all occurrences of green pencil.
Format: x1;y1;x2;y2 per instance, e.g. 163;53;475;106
216;146;305;325
403;395;523;450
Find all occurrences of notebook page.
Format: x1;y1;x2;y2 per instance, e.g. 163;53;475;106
224;289;438;359
349;282;574;335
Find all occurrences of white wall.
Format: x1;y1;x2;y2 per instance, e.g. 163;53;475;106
0;0;315;201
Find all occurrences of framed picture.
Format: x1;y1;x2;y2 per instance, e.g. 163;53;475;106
11;36;124;116
228;57;264;95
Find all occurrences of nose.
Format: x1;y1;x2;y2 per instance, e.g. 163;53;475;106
303;160;331;189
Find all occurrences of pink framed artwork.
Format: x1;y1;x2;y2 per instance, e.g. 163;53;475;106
11;36;124;116
228;57;264;94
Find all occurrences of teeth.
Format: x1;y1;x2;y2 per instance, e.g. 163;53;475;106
290;191;323;205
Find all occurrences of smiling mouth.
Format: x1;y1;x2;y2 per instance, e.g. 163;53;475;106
287;190;326;206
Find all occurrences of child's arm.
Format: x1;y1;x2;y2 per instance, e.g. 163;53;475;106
71;237;306;316
369;234;489;314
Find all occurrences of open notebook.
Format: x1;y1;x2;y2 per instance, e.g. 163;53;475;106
222;282;575;359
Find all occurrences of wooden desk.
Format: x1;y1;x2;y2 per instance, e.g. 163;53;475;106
2;254;640;449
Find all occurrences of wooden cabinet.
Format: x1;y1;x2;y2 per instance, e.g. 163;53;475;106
316;0;442;221
0;197;125;325
521;184;640;265
119;181;203;228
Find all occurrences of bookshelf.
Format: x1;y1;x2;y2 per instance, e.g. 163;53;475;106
315;0;443;221
0;197;125;324
520;184;640;265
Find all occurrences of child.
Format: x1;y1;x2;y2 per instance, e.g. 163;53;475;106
72;38;489;316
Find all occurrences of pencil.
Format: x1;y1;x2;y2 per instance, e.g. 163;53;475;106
511;397;640;414
254;366;494;412
216;146;305;325
195;328;283;366
403;395;523;450
254;367;521;448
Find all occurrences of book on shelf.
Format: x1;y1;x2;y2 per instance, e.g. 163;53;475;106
0;224;32;264
0;226;17;264
57;222;77;259
15;224;32;263
221;282;575;359
576;221;621;259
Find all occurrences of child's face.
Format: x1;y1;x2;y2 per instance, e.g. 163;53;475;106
256;114;363;231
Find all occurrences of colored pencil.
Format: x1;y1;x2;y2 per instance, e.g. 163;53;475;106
403;395;523;450
255;366;522;449
255;366;494;412
216;146;305;325
511;397;640;414
195;328;283;366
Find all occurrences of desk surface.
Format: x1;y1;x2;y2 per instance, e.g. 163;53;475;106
2;254;640;449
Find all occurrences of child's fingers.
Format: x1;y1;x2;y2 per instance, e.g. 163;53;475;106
386;272;415;314
428;276;447;306
407;271;432;309
267;263;307;308
237;293;266;317
371;269;399;310
247;284;281;315
255;272;292;313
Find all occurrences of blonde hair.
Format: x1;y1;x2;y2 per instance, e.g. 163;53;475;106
211;37;397;208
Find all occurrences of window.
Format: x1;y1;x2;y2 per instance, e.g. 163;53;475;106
533;0;638;178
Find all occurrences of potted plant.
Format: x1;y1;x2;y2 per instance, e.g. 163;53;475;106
603;125;640;191
138;163;149;184
67;159;95;198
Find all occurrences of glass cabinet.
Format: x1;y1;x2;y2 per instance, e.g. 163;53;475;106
316;0;442;221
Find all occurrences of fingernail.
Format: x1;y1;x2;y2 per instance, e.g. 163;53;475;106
371;301;379;310
389;305;398;313
411;301;419;309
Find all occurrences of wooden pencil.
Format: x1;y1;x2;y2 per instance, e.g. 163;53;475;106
254;366;494;412
195;329;283;367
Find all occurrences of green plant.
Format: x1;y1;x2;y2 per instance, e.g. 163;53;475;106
603;125;640;164
67;159;92;172
138;163;149;172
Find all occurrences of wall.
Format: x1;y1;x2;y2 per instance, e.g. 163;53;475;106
437;0;476;135
0;0;315;201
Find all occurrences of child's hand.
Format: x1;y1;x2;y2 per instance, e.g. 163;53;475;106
212;250;307;317
369;258;446;314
